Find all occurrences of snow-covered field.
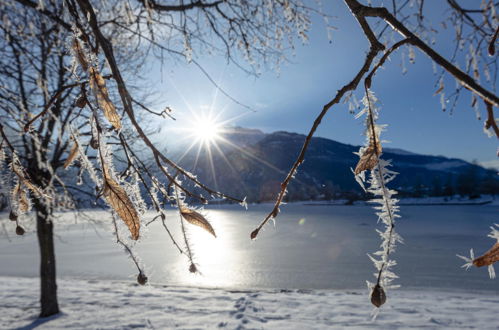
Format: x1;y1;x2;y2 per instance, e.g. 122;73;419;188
2;204;499;328
2;276;499;329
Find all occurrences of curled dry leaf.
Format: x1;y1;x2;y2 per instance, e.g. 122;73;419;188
473;242;499;267
11;162;46;198
103;173;140;240
89;67;122;130
354;137;382;175
73;38;120;129
370;284;386;308
180;206;216;237
12;183;30;213
63;141;79;169
72;39;89;71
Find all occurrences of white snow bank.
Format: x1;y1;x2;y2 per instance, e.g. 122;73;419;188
1;276;499;329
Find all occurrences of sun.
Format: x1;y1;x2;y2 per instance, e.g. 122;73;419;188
190;115;222;146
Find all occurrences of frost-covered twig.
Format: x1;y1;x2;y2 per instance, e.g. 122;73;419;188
173;184;197;273
458;224;499;279
354;89;402;308
250;38;385;239
111;215;147;285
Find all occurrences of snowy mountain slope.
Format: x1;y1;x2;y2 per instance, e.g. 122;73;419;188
176;129;498;202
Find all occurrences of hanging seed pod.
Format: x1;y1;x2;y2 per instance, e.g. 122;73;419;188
9;210;18;221
75;95;87;108
370;284;386;307
489;41;496;57
189;263;197;273
15;225;25;236
137;272;148;285
90;136;99;149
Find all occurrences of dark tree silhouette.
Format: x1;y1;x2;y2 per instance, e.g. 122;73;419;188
1;0;314;317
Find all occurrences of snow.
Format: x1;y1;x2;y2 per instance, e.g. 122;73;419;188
480;159;499;171
423;160;468;171
2;276;499;329
383;148;417;156
2;205;499;328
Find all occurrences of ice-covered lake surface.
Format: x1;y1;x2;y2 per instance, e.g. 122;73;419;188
1;203;498;292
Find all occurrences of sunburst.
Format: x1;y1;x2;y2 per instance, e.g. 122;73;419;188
188;114;222;147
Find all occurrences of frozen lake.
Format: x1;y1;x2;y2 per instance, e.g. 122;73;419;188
1;203;498;292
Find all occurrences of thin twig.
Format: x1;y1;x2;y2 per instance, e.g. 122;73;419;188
251;43;384;239
345;0;499;106
112;215;143;274
485;101;499;139
174;185;196;271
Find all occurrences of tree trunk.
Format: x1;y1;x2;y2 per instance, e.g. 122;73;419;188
36;209;59;317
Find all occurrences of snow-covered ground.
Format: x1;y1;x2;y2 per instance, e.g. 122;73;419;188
2;205;498;328
2;276;499;329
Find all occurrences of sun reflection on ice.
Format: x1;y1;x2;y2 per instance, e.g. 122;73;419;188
171;210;240;288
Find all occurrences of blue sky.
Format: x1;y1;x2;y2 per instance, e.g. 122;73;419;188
147;2;498;167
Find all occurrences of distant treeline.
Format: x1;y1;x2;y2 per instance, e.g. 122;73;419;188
279;168;499;203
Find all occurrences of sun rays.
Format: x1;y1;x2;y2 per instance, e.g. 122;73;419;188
188;113;223;147
159;67;289;198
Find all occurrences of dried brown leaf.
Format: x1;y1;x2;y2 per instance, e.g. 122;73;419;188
103;175;140;240
22;179;44;198
89;67;122;130
354;137;381;175
473;242;499;267
63;141;79;169
72;39;88;71
12;163;45;198
11;183;19;201
13;183;30;213
180;206;216;237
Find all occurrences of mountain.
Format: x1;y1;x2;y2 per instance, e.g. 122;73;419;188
176;128;499;202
